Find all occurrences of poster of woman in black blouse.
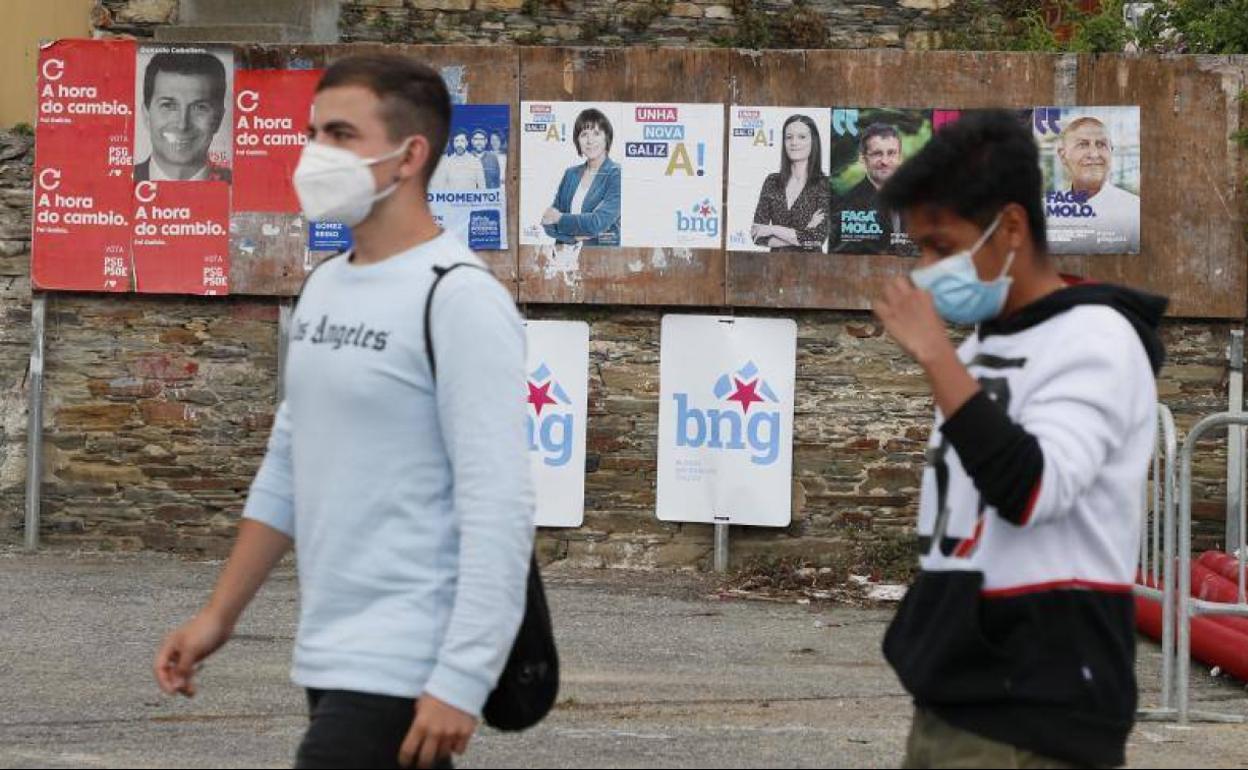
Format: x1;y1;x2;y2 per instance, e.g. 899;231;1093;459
749;114;830;252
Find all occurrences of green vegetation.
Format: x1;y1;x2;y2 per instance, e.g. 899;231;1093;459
946;0;1248;54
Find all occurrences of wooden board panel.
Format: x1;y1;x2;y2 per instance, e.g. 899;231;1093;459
230;44;520;297
726;49;1058;311
190;45;1248;318
229;46;326;296
1066;55;1248;318
228;212;312;295
517;47;729;306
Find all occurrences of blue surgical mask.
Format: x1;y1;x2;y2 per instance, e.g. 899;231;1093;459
910;214;1015;325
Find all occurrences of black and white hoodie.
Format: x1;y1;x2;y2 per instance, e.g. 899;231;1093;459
884;283;1167;768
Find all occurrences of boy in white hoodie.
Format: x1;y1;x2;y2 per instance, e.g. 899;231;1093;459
873;109;1165;769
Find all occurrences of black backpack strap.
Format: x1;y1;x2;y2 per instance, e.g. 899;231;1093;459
423;262;489;381
421;261;558;732
294;249;346;299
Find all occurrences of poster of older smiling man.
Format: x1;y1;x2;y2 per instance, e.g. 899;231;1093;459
1035;106;1141;254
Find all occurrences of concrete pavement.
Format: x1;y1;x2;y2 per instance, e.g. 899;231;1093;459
1;548;1247;768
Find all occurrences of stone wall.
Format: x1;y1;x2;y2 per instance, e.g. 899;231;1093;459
11;0;1247;568
1;127;1239;567
523;305;1239;571
91;0;180;38
0;130;34;536
339;0;955;50
88;0;958;49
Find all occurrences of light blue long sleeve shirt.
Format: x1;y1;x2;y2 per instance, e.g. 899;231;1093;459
242;233;535;716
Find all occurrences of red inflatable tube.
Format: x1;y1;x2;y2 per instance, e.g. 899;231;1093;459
1189;562;1248;637
1135;594;1248;682
1136;591;1164;637
1137;562;1248;638
1198;550;1248;587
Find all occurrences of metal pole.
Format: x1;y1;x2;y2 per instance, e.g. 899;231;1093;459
24;295;46;552
1240;458;1247;607
1177;410;1197;723
713;521;729;573
1159;405;1177;710
1140;476;1150;578
278;300;293;402
1152;418;1162;586
1227;330;1243;553
1176;411;1248;723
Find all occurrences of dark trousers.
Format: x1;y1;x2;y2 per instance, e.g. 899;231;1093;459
295;689;454;770
902;708;1085;769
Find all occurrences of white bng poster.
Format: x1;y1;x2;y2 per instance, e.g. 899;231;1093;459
726;106;832;253
657;315;797;527
519;101;724;250
525;320;590;528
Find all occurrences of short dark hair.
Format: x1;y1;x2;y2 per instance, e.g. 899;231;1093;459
779;113;825;190
572;108;613;157
859;123;901;156
143;52;227;109
879;109;1047;253
317;54;451;184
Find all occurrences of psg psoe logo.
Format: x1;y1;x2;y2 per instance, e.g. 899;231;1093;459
524;320;589;529
657;315;797;528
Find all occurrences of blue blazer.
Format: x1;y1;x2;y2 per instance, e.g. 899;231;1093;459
543;157;621;246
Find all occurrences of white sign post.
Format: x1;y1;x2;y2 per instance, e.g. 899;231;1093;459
657;315;798;565
525;320;590;528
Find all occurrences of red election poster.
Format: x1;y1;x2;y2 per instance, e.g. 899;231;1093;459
31;39;136;292
130;180;231;295
233;69;320;212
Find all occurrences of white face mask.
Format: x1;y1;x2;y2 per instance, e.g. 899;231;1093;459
292;138;412;227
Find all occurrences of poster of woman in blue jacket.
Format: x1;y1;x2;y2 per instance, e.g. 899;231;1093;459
540;107;622;246
521;101;722;250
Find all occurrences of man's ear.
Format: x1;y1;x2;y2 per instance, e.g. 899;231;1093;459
400;135;433;182
1002;202;1030;252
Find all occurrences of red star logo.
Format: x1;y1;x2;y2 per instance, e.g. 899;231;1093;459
699;202;714;217
527;380;558;416
727;377;765;413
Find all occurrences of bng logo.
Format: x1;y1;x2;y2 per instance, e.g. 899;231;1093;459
676;198;720;239
674;361;782;466
526;362;574;467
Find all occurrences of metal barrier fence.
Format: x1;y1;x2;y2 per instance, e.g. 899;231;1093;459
1177;411;1248;724
1134;403;1178;716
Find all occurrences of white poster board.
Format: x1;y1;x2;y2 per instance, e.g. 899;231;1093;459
727;106;832;253
519;101;724;249
428;103;509;251
657;315;797;527
525;320;589;528
1034;105;1141;254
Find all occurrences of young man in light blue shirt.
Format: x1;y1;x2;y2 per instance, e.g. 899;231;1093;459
154;54;535;770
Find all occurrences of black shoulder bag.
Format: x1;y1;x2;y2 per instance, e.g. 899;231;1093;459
423;262;559;732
